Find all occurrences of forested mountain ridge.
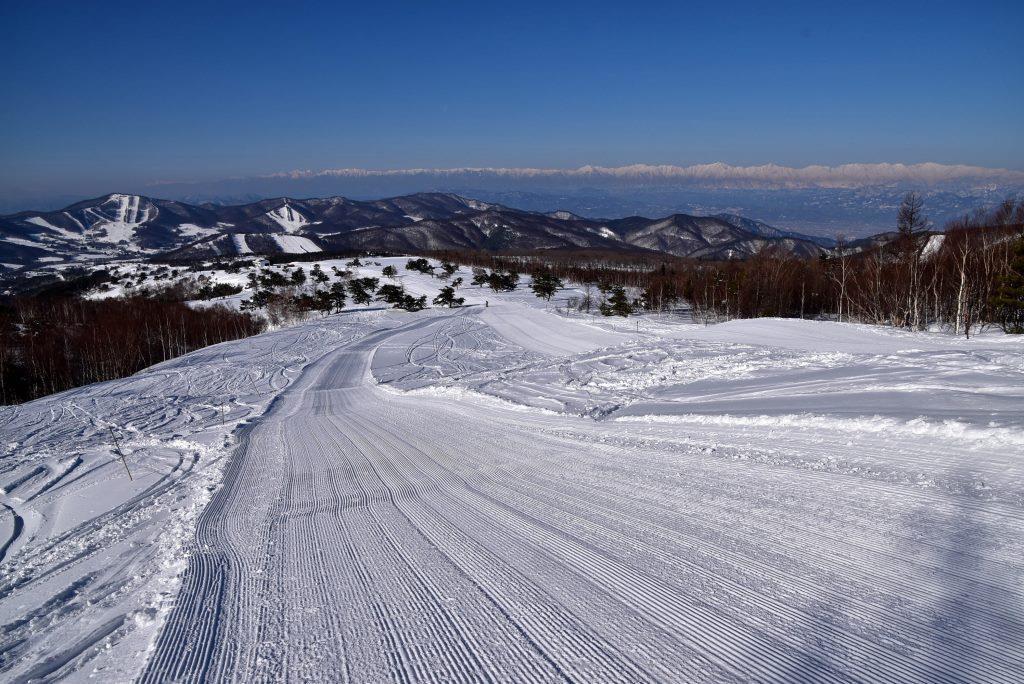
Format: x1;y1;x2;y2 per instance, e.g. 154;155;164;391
0;192;838;267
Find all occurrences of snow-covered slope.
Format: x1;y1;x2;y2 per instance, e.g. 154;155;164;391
265;202;310;232
2;262;1022;681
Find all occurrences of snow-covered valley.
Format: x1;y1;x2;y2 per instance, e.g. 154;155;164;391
1;258;1023;682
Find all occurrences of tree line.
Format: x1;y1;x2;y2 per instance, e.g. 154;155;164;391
0;297;264;404
674;196;1024;336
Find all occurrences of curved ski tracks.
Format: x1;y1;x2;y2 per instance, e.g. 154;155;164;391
141;312;1024;683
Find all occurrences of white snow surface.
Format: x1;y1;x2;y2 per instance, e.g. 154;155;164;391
265;203;309;233
2;256;1023;682
2;236;46;248
231;233;252;254
25;216;83;242
86;194;153;245
271;234;320;253
921;233;946;259
177;223;218;239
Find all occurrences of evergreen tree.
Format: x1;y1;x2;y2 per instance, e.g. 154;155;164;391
382;265;398;279
599;285;633;317
990;237;1024;333
896;192;928;237
471;268;490;287
348;277;379;306
530;269;563;300
433;286;465;308
405;258;435;275
896;192;928;328
290;267;306;287
401;294;428;311
310;263;329;285
313;289;334;315
376;284;407;306
259;269;288;288
329;281;348;312
486;270;519;292
378;284;427;311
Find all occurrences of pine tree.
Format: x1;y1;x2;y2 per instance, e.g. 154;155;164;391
486;270;518;292
376;284;407;306
313;290;334;316
599;285;633;317
310;264;329;285
530;269;563;300
471;268;489;287
348;277;379;306
405;258;434;275
433;286;465;308
329;281;348;312
990;237;1024;333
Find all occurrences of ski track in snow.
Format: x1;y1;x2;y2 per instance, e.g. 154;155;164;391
0;311;390;682
2;261;1024;682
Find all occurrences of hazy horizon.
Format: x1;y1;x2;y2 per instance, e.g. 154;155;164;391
3;0;1022;203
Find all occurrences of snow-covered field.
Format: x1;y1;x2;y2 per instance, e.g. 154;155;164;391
2;257;1023;682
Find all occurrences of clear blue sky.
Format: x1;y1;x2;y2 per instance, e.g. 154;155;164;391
2;0;1022;198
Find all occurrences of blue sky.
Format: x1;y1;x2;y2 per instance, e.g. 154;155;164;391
2;0;1022;199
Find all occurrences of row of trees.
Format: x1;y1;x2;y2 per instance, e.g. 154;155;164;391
240;260;476;323
468;264;638;317
0;297;264;404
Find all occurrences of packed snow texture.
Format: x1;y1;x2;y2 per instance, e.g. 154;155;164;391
2;257;1023;682
271;234;320;253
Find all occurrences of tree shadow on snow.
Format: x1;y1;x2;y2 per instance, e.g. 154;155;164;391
739;467;1021;683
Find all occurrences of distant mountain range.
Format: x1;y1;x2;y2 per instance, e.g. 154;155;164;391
5;163;1021;237
264;162;1024;188
0;190;923;271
